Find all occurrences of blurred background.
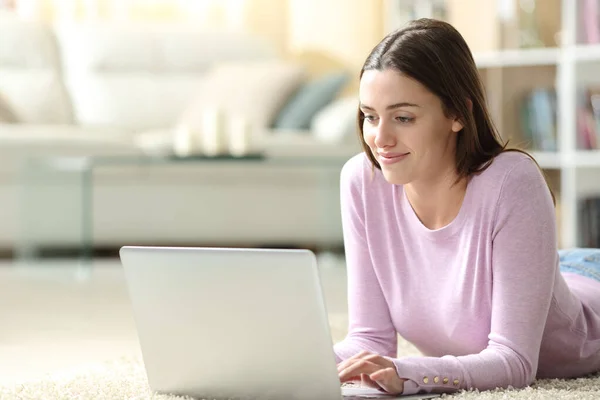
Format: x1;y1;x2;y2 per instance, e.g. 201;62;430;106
0;0;599;261
1;0;600;388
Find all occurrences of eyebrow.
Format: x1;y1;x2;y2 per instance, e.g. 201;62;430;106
359;102;420;110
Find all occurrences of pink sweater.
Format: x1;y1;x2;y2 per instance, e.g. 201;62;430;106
333;151;600;395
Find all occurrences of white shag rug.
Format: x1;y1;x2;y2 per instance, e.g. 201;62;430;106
2;317;598;399
2;355;598;399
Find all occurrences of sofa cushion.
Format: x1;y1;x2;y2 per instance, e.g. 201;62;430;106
157;30;277;72
311;96;359;144
273;72;349;130
0;13;72;124
0;70;73;124
0;92;18;123
0;13;61;70
55;23;276;73
178;61;305;134
57;72;203;133
54;23;277;131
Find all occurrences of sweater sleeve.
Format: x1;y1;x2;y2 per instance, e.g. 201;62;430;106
333;155;398;363
393;157;558;395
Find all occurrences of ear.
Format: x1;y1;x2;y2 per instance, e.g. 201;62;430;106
451;98;472;133
451;118;464;133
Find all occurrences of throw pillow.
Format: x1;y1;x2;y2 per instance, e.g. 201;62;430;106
311;96;359;143
178;61;305;133
0;92;18;123
273;71;350;130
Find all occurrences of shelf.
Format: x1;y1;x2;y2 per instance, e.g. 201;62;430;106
529;151;561;169
474;48;559;68
528;151;600;168
473;45;600;64
472;45;600;67
570;150;600;167
574;44;600;62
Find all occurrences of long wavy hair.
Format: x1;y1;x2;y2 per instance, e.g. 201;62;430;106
357;18;554;203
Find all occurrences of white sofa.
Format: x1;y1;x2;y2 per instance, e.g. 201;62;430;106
0;14;362;252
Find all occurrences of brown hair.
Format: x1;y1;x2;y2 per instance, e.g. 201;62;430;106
357;18;555;203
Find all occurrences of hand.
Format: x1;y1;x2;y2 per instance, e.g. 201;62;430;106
337;350;406;395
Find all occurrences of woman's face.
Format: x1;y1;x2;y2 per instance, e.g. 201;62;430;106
359;68;463;186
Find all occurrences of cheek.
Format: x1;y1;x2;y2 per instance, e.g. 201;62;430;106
407;122;438;152
362;125;376;148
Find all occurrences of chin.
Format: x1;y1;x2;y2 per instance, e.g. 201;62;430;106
381;169;411;185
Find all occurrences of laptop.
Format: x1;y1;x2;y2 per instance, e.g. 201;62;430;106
119;246;438;399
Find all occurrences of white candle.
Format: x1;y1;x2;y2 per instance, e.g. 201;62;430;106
201;108;225;156
173;124;194;157
228;115;251;157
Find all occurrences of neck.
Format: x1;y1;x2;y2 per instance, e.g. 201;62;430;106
404;165;468;230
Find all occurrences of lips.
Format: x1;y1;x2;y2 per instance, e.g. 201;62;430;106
378;152;409;165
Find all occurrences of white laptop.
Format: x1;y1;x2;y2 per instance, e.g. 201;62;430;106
119;246;438;400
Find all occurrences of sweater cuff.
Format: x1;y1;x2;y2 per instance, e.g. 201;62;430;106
401;379;421;395
391;356;464;393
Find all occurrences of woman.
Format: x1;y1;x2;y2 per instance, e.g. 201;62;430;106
334;18;600;396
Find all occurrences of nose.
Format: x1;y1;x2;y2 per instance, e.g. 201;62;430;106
373;120;396;149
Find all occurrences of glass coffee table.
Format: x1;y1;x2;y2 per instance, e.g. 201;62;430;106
16;153;351;273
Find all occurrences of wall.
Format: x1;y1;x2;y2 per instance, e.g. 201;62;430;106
243;0;289;55
286;0;384;92
11;0;409;95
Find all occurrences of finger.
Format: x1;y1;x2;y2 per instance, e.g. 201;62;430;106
337;350;371;372
337;350;370;368
361;354;395;369
369;366;394;381
370;367;405;394
360;373;382;389
339;360;382;383
337;353;396;386
339;360;381;382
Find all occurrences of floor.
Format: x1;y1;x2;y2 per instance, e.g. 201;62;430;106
0;254;349;385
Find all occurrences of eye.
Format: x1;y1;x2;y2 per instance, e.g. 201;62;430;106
396;116;414;123
364;115;378;123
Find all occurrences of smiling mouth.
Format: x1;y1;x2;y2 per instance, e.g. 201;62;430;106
378;152;410;165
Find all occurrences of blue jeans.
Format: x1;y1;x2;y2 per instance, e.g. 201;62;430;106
559;248;600;282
